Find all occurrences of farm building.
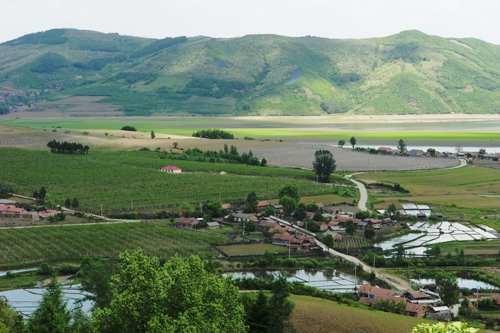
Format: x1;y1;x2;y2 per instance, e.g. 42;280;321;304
257;201;271;211
207;222;220;229
176;217;198;229
161;166;182;173
405;303;428;318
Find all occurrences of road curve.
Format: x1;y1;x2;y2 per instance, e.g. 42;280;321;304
345;173;368;211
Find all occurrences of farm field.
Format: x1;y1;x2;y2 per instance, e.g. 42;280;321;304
290;295;441;333
217;244;290;255
358;166;500;209
246;145;459;171
2;115;500;142
438;240;500;256
0;223;228;263
0;148;332;213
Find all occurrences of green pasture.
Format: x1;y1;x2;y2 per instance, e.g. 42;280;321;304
1;118;499;142
359;166;500;209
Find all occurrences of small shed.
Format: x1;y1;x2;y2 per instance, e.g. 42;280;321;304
207;222;221;229
161;166;182;173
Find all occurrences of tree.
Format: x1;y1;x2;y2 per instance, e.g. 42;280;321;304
478;148;486;158
345;220;356;235
304;219;319;232
397;139;407;153
455;144;463;156
364;228;375;239
386;203;397;216
246;220;257;232
224;143;229;154
323;234;334;248
33;190;38;200
312;210;323;222
202;200;224;218
265;206;275;217
268;273;296;333
427;148;436;156
355;211;371;219
435;271;460;308
71;197;79;209
242;290;271;332
151;131;155;139
312;150;336;183
279;196;297;217
26;277;72;333
338;140;345;148
260;158;267;167
92;251;246;333
79;258;116;310
64;198;71;208
246;191;259;207
173;142;178;148
180;201;192;217
293;207;306;221
39;187;46;201
350;136;356;149
0;296;24;333
277;183;301;203
394;243;405;259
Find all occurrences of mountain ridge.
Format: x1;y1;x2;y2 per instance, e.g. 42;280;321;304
1;28;500;116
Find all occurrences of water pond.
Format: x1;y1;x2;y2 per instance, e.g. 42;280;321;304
412;278;497;290
224;269;368;292
0;284;92;319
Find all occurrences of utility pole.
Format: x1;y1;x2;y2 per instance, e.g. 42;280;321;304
242;219;245;236
101;204;103;217
200;203;203;213
132;199;133;210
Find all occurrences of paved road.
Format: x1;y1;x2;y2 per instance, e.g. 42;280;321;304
345;173;368;211
316;240;410;291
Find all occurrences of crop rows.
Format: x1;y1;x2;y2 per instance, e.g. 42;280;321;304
247;144;459;172
0;223;228;262
0;148;332;212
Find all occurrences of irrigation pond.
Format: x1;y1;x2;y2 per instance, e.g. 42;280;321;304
224;268;368;293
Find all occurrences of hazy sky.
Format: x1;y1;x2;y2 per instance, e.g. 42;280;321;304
2;0;500;45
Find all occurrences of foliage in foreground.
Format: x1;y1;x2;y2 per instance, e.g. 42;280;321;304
92;251;247;332
412;321;478;333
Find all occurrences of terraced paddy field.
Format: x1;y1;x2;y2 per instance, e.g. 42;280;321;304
290;295;450;333
358;166;500;209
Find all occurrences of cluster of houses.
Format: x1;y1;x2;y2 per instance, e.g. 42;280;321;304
0;200;62;221
357;285;451;320
378;147;500;161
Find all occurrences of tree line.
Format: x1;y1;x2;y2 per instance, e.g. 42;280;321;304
47;140;89;154
192;129;234;139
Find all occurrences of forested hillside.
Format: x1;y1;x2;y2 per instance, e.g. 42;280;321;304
2;29;500;116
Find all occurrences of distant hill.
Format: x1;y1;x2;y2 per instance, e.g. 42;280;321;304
2;28;500;116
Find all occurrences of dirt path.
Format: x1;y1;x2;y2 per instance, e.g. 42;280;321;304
316;240;410;291
345;173;368;211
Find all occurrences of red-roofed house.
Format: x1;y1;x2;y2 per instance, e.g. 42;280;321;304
357;285;399;300
272;233;294;246
161;166;182;173
405;303;428;318
176;217;199;229
256;201;270;212
222;203;232;212
409;292;429;301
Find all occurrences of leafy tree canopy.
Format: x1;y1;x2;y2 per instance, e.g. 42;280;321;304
277;183;301;203
312;150;336;183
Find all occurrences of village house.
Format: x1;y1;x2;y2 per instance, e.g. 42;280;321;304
378;147;399;154
206;222;220;229
176;217;199;229
221;203;232;212
317;222;329;232
257;220;277;231
271;204;283;214
407;149;425;157
256;201;270;212
161;165;182;173
365;219;382;229
405;303;428;318
272;233;294;246
357;285;400;300
426;306;451;321
39;210;61;219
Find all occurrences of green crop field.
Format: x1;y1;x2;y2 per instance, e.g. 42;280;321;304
0;223;228;263
0;148;333;213
358;166;500;209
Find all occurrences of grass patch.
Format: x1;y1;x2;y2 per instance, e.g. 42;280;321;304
290;295;439;333
217;244;290;255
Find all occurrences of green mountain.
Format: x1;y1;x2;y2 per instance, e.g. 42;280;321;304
2;29;500;116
